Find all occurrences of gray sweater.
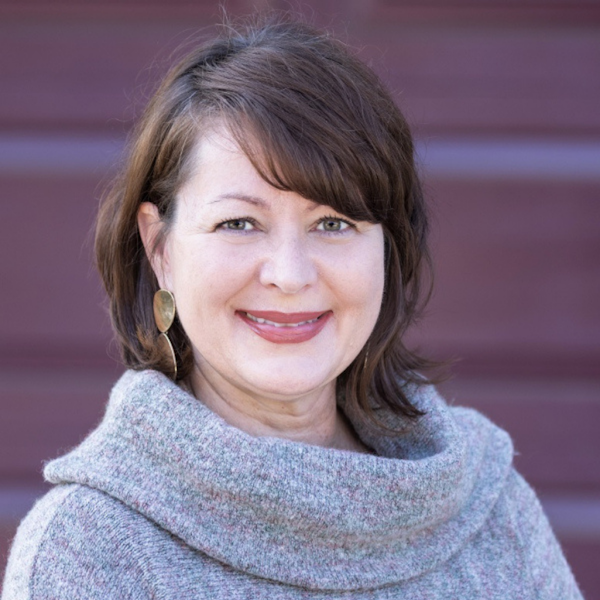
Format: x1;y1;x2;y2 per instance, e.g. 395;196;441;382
2;370;583;599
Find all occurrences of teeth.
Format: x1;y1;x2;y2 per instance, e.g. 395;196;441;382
245;313;319;327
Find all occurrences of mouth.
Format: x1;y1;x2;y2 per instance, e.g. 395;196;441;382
244;311;322;327
237;310;332;343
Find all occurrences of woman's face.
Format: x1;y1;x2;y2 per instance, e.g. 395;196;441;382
144;129;385;403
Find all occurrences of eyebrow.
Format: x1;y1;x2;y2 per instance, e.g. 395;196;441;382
209;193;269;208
209;193;325;214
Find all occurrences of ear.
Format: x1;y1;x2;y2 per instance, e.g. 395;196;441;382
137;202;171;289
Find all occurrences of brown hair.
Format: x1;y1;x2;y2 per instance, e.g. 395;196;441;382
95;18;437;426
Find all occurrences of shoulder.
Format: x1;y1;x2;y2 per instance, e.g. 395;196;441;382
2;484;155;600
485;469;583;600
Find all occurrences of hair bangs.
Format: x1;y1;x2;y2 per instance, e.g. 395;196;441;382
220;108;386;224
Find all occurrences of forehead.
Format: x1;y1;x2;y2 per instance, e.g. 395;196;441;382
180;127;274;197
175;114;377;224
175;129;320;221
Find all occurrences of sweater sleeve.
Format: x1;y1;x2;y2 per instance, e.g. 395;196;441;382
2;485;155;600
505;470;584;600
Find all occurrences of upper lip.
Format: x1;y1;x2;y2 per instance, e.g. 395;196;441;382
239;310;329;324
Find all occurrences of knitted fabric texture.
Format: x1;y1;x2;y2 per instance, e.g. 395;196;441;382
2;370;583;599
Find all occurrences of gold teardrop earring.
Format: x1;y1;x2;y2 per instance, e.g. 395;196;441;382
153;289;177;380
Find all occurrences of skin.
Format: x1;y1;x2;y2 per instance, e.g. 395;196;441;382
138;128;385;452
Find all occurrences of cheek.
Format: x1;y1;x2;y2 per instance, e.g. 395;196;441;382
359;265;385;323
169;241;256;319
331;241;385;319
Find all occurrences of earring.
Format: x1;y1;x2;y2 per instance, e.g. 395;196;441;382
153;289;177;380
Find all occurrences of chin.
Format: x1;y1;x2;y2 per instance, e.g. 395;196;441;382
244;365;336;401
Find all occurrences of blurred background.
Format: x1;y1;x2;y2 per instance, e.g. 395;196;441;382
1;0;599;594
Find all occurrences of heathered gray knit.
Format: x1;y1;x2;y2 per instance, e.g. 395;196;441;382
2;370;583;599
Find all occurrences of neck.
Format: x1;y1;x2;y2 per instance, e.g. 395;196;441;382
186;364;371;454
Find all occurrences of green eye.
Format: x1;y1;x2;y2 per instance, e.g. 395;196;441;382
317;217;351;232
219;218;256;231
323;219;342;231
227;220;247;230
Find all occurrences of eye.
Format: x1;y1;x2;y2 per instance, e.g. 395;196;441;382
217;218;257;231
316;216;353;232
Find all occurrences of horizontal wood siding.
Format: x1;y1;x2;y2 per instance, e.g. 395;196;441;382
1;0;598;592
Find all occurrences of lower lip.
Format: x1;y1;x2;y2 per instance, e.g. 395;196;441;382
237;311;332;344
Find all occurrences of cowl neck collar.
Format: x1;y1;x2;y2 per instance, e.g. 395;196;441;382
45;370;513;591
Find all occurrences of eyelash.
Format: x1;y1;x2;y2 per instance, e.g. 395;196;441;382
215;215;356;233
317;215;356;233
215;217;259;232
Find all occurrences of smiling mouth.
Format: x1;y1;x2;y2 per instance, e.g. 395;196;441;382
243;312;322;328
237;310;331;344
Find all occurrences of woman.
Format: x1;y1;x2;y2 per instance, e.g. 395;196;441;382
2;19;582;599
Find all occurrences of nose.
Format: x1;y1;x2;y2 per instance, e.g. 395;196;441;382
259;234;318;294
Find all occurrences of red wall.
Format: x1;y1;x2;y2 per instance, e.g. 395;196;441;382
1;0;599;594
